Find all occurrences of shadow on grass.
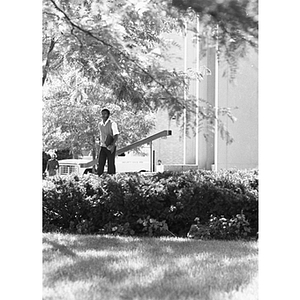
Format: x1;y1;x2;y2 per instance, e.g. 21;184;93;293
46;234;257;255
47;240;77;256
43;234;258;294
43;234;258;264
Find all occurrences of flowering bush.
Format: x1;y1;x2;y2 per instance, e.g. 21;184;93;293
137;216;175;237
187;212;252;240
208;212;252;239
100;222;135;236
43;169;258;238
187;218;210;239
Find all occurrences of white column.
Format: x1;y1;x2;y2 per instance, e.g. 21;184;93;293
150;142;153;172
183;21;187;165
195;16;200;167
214;25;219;171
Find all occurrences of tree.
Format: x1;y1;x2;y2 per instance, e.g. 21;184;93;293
172;0;258;79
43;0;258;91
43;66;156;158
172;0;258;43
42;0;258;155
43;0;188;110
43;0;258;111
43;0;190;156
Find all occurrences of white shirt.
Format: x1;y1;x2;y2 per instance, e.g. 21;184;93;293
156;164;164;173
98;118;119;147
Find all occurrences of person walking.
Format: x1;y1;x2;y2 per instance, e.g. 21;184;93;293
97;108;119;175
46;153;59;176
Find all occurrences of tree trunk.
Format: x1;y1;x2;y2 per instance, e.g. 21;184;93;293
92;136;97;173
42;37;56;86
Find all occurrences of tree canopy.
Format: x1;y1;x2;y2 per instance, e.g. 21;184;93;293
43;0;188;110
172;0;258;79
42;0;258;155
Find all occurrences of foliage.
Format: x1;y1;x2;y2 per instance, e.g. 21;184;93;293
42;0;187;109
43;169;258;238
137;216;175;237
43;0;258;93
187;212;252;240
100;221;135;236
43;85;156;156
172;0;258;81
186;218;211;239
43;0;174;155
42;0;258;154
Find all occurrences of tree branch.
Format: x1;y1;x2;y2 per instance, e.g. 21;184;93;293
49;0;180;105
49;0;112;48
43;37;56;86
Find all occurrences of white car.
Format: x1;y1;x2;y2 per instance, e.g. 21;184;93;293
58;158;92;176
58;154;150;176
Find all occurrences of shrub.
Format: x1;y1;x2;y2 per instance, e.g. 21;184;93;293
42;169;258;239
208;212;251;240
187;218;210;239
137;216;175;237
100;221;135;236
186;212;252;240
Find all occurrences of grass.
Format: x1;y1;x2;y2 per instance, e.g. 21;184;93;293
43;233;258;300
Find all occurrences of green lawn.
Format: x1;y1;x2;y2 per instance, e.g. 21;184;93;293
43;233;258;300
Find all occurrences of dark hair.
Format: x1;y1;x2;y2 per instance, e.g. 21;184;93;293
101;108;110;116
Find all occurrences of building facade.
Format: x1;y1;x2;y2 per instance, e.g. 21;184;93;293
152;22;258;171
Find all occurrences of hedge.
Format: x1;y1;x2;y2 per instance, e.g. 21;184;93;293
42;169;258;238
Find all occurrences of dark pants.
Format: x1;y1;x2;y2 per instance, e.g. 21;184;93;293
97;146;116;175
